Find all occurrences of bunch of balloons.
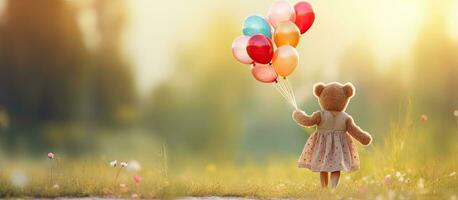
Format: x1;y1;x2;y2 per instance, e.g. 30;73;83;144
231;0;315;109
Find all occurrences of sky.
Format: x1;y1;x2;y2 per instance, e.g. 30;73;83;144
122;0;262;95
121;0;436;96
1;0;457;96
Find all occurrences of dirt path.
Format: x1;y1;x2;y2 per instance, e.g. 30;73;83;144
54;197;257;200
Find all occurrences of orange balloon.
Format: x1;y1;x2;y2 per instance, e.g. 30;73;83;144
273;45;298;77
274;21;300;47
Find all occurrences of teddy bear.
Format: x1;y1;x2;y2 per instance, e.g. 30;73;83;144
292;82;372;188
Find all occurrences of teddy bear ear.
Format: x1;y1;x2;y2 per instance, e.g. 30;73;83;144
313;82;325;97
343;82;355;98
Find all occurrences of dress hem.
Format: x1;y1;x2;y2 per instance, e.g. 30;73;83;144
297;163;359;172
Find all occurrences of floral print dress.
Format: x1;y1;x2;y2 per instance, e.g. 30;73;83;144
297;110;360;172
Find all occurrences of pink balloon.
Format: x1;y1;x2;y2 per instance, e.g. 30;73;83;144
267;0;296;28
251;63;278;83
231;35;253;64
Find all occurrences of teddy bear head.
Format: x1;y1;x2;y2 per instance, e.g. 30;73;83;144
313;82;355;112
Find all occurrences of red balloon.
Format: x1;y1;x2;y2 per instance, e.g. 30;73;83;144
294;1;315;34
246;34;274;64
251;63;278;83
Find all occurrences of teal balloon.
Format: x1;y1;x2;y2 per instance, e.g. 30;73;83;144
243;15;272;39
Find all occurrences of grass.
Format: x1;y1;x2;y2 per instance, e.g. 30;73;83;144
0;111;457;199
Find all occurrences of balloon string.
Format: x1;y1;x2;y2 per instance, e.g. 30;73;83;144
273;83;291;105
278;78;297;110
283;78;295;107
275;80;296;109
274;80;297;109
273;83;289;106
276;79;291;105
279;78;293;106
285;78;298;110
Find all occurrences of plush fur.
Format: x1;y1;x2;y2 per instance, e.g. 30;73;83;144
293;82;372;145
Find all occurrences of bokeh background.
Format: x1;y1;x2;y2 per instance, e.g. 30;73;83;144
0;0;457;166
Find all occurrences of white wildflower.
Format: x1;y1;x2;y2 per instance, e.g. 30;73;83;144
450;171;456;177
10;170;28;188
110;160;118;167
127;160;141;171
120;161;128;168
395;171;401;177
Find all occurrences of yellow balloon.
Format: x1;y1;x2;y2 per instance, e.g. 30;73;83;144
274;21;301;47
273;46;299;77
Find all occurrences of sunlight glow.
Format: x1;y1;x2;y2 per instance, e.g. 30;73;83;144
371;0;424;71
449;1;458;40
0;0;7;24
77;5;100;51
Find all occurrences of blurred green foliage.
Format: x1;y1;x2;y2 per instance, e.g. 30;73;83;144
0;0;456;165
0;0;135;155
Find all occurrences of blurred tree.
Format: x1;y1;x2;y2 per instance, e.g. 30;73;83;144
340;39;408;134
85;0;136;126
0;0;89;153
0;106;9;130
339;40;381;129
412;0;458;127
0;0;135;154
410;0;458;153
144;16;252;163
0;0;88;122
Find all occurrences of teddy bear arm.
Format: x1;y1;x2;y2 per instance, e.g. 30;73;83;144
346;117;372;145
293;110;321;127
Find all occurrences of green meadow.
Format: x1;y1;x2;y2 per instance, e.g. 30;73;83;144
1;0;458;199
1;107;457;199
